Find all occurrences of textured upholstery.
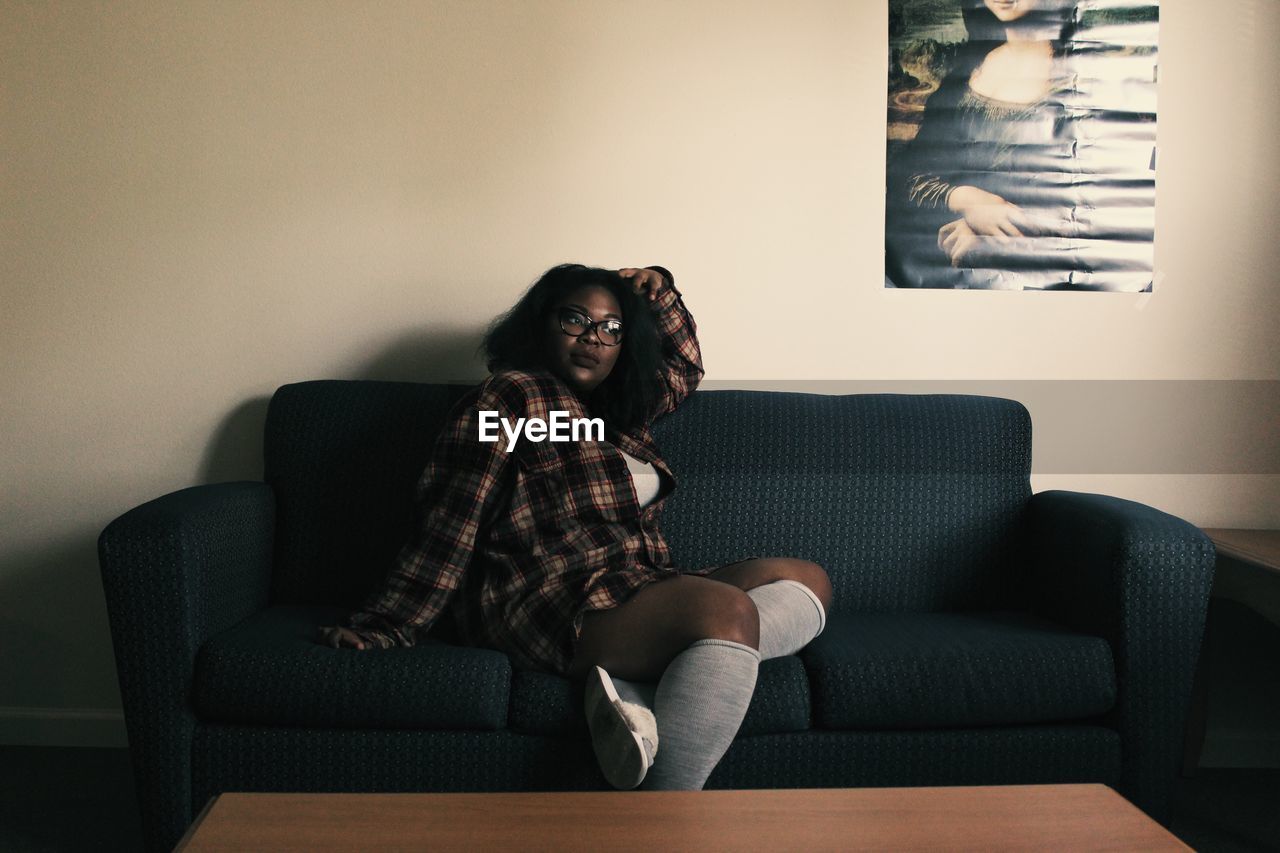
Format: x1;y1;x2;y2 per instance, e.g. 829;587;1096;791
653;391;1033;612
508;656;811;737
194;605;511;730
191;727;608;810
803;612;1116;730
263;380;471;611
98;482;275;853
98;381;1214;851
1025;491;1216;824
707;727;1122;790
189;725;1122;811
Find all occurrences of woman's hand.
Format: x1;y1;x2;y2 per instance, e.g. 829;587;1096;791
618;268;665;302
938;218;983;267
317;625;371;650
947;186;1024;239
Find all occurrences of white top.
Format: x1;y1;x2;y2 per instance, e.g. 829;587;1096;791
618;448;661;508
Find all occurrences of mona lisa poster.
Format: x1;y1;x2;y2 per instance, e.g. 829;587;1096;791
885;0;1159;291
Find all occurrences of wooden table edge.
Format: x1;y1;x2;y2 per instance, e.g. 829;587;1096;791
176;784;1189;851
1201;528;1280;574
174;794;220;852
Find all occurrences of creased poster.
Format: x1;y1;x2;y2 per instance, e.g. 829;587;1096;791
885;1;1159;291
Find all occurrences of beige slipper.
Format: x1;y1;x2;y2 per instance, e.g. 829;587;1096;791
584;666;658;789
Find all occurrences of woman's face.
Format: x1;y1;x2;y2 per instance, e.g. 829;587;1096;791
984;0;1038;23
545;284;623;396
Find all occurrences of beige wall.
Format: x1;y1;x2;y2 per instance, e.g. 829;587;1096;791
2;0;1277;746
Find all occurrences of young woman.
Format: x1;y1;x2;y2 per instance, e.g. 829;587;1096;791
318;263;832;791
886;0;1152;290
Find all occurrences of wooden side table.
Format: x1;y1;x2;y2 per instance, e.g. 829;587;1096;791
1201;529;1280;628
1182;529;1280;774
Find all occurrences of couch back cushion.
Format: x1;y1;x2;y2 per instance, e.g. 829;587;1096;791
652;391;1031;612
265;382;1031;612
264;380;471;607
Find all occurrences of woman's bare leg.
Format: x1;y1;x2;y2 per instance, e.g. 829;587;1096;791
573;574;765;790
710;557;832;661
708;557;834;612
571;558;832;679
569;575;759;681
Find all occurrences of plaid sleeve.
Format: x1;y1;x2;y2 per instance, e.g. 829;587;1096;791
644;265;704;420
343;381;519;648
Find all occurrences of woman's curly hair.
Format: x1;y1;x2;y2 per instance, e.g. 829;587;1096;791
480;263;666;430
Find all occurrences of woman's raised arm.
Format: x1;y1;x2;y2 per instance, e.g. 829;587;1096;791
619;266;704;420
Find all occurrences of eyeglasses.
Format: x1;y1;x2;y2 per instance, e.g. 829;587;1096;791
557;308;623;346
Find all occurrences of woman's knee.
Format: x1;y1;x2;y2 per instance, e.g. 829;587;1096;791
568;576;760;679
744;557;834;612
683;584;759;650
785;559;834;611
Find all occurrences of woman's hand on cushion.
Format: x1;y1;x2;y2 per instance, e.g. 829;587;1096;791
317;625;370;650
618;267;666;302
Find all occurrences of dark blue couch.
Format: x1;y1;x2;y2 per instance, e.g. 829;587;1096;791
98;381;1215;851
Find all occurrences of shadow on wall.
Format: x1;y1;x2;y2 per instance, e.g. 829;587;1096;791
198;396;271;485
0;325;490;738
356;325;487;386
196;324;486;487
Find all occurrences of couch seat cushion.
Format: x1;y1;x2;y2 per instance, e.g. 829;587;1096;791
803;611;1115;730
194;605;511;731
509;656;811;737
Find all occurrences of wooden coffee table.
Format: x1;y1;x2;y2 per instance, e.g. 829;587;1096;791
175;784;1187;851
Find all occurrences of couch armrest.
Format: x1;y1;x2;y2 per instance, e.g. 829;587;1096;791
1024;489;1215;824
98;481;274;852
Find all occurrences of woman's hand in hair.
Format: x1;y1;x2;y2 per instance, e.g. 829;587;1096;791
618;267;666;302
317;625;371;650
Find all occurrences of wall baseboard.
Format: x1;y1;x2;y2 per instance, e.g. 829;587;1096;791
0;706;128;748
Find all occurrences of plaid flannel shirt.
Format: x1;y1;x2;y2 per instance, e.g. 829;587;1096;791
344;267;718;674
